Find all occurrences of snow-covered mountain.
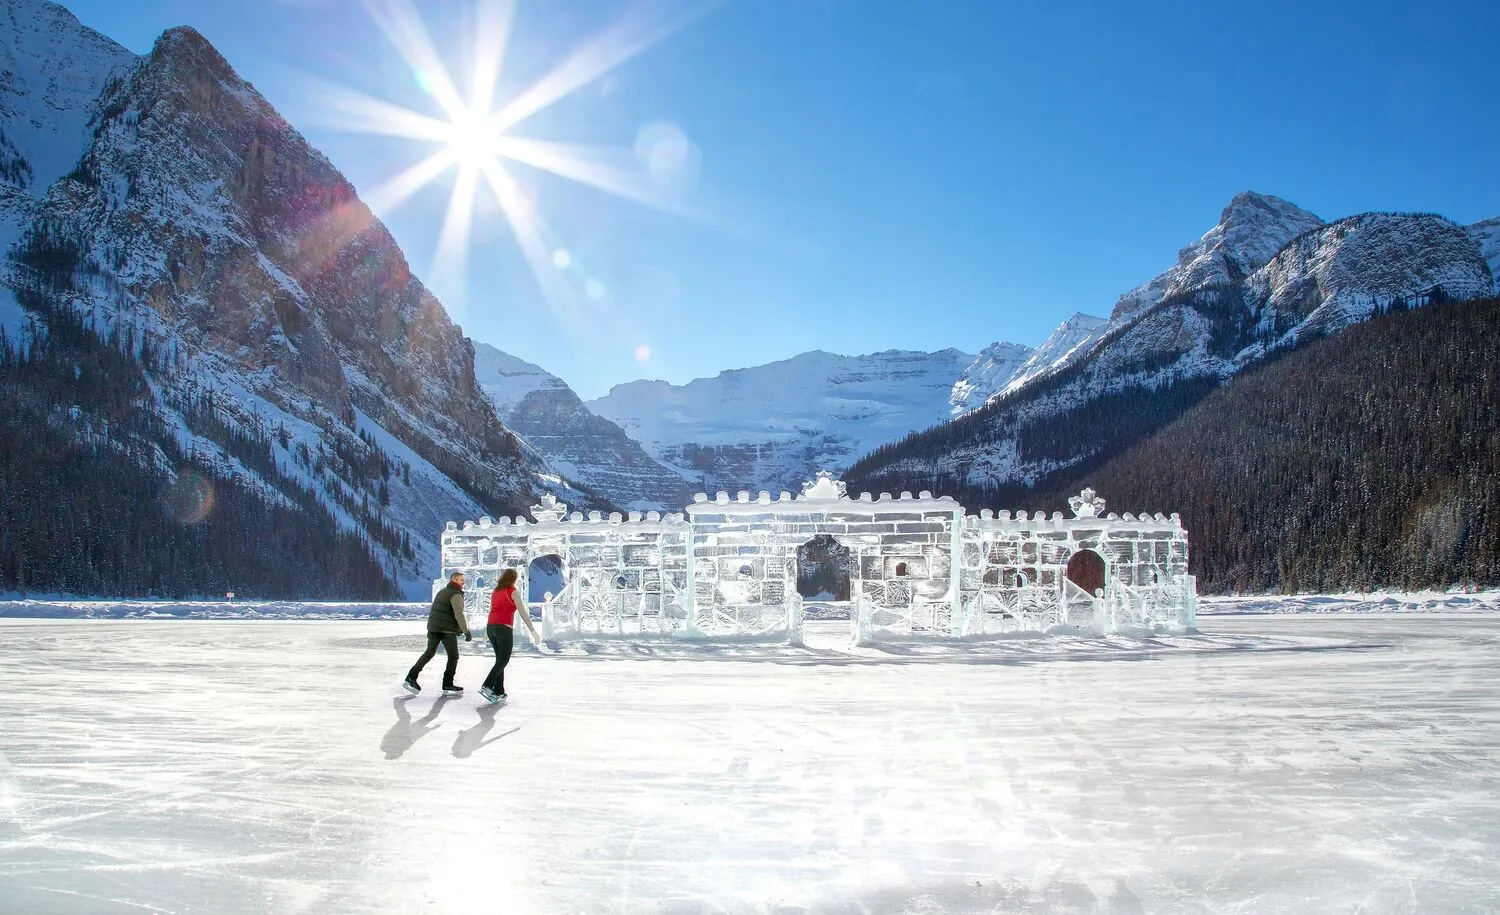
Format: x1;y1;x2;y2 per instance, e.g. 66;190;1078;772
1247;212;1492;342
948;341;1029;415
947;313;1111;416
0;0;589;597
473;342;695;510
0;0;134;251
991;312;1108;403
847;192;1497;497
0;0;131;346
589;348;976;495
1111;192;1325;324
1468;217;1500;293
472;343;569;415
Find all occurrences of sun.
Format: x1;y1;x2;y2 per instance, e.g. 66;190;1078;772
311;0;716;311
445;113;499;170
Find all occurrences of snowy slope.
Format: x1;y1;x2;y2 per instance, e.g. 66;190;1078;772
993;312;1108;401
590;348;975;494
0;0;134;256
0;0;134;192
1;10;592;597
849;194;1498;495
1468;216;1500;294
474;341;694;510
949;314;1111;417
472;342;569;415
1111;191;1325;323
1246;212;1494;344
948;340;1029;415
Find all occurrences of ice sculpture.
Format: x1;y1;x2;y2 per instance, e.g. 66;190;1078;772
438;479;1195;645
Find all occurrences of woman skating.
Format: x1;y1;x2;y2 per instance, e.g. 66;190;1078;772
479;568;542;703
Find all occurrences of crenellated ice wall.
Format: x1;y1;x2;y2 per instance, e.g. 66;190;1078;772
438;475;1196;644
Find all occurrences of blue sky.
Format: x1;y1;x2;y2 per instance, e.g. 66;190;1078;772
61;0;1500;399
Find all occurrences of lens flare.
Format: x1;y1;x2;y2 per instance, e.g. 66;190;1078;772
164;470;215;525
313;0;718;312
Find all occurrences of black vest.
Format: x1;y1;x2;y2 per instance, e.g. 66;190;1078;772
427;583;464;632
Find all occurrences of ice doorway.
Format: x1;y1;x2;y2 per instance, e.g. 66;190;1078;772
796;534;852;602
1065;549;1106;598
527;554;565;604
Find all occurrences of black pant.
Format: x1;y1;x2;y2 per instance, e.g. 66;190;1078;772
407;631;460;688
482;624;513;694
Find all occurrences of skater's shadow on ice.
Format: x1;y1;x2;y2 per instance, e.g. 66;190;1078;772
381;695;450;759
452;705;520;759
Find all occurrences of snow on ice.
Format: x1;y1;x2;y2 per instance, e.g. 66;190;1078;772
1;611;1498;912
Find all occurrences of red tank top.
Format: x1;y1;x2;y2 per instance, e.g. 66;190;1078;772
489;586;518;627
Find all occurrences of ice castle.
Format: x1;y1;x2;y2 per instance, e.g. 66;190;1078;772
437;472;1196;644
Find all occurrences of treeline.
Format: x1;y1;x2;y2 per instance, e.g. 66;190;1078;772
1025;296;1500;592
893;297;1499;594
847;374;1223;512
849;284;1313;500
0;286;398;600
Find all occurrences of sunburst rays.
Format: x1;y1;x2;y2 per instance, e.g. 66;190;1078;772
311;0;714;314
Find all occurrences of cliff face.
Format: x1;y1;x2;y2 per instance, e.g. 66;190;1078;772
1111;191;1325;323
475;342;695;511
0;0;134;257
3;11;587;596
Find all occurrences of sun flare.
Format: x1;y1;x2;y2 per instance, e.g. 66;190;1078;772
313;0;715;312
445;114;500;170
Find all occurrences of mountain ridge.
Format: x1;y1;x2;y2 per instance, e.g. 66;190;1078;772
473;341;695;510
587;346;978;495
1017;296;1500;593
846;195;1496;504
1;1;594;597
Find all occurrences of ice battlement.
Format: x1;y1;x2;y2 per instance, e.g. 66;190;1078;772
437;475;1195;644
444;510;689;535
683;470;960;515
964;507;1184;531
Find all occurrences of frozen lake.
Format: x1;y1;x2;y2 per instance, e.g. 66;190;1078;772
2;615;1498;913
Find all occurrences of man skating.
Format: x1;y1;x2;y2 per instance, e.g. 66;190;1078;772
403;571;472;696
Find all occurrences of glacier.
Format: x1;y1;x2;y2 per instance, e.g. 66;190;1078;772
588;348;977;494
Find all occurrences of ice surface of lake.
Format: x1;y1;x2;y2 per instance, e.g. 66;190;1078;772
1;615;1498;913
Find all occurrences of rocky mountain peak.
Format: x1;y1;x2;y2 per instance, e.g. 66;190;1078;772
6;10;577;595
0;0;134;198
949;340;1031;415
1112;191;1324;323
1213;190;1324;273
